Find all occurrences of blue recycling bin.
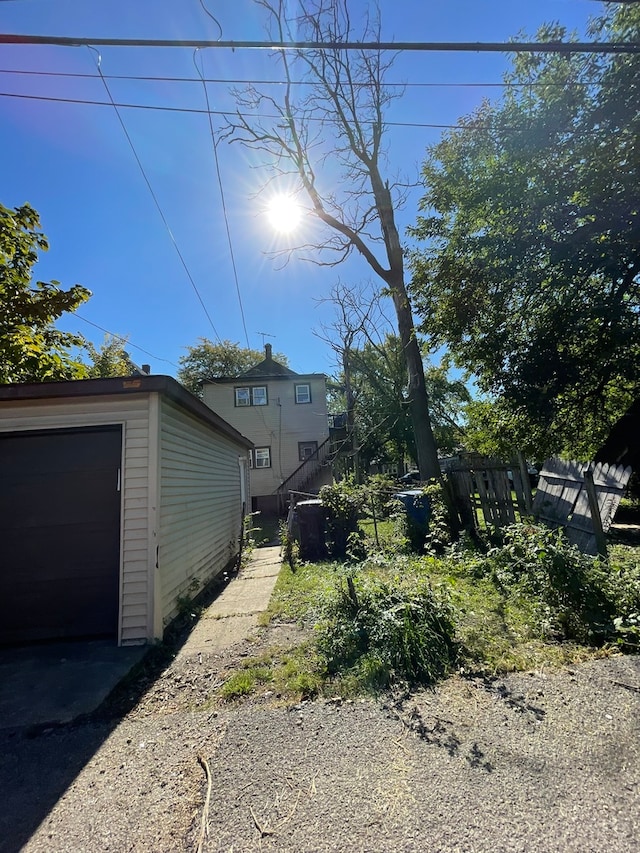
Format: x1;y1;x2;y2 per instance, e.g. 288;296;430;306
394;489;430;550
394;490;430;528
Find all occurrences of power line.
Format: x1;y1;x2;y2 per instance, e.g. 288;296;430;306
193;49;250;349
74;314;180;368
87;50;221;341
0;90;499;130
1;34;639;54
0;67;593;89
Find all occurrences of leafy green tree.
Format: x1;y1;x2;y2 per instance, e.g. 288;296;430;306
85;334;137;378
409;5;640;459
354;339;469;469
0;202;90;383
331;334;469;473
178;338;288;396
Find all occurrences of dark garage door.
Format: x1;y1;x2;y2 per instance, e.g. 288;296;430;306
0;426;122;645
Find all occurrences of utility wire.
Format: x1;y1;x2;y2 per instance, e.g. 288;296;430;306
194;48;250;349
87;47;221;341
198;0;223;40
2;34;639;54
0;90;516;130
74;313;180;367
0;68;595;88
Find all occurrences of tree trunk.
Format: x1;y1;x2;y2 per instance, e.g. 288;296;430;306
343;348;361;482
370;169;441;482
388;275;441;481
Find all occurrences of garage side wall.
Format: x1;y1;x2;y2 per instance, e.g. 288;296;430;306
0;395;152;645
157;398;244;630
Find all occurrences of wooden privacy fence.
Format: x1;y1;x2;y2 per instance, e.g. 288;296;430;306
446;453;632;556
446;453;533;531
532;458;632;556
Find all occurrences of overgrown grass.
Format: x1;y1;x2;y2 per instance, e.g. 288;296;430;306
218;520;640;702
219;642;324;702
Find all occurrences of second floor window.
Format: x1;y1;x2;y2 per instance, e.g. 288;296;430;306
235;386;268;407
295;383;311;404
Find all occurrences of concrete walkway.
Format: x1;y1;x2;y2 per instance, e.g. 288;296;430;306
174;545;282;658
0;546;282;730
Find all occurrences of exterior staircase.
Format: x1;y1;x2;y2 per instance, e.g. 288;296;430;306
275;436;333;509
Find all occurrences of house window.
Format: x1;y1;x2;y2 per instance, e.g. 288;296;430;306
235;386;268;407
254;447;271;469
252;386;268;406
295;383;311;404
235;387;250;407
298;441;318;462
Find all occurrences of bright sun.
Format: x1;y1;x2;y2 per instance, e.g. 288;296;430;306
266;194;302;233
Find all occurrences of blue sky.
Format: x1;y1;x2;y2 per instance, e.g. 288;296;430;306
1;0;600;378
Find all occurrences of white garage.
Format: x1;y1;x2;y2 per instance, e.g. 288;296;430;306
0;376;252;646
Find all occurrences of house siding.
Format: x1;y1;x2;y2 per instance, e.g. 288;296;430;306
0;394;151;644
157;397;244;626
203;374;329;500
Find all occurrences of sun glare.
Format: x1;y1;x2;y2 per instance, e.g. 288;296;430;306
266;194;302;233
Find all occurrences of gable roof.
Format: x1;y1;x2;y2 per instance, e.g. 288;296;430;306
239;342;297;378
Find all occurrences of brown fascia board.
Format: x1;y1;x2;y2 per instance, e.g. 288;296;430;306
0;375;253;450
205;373;327;385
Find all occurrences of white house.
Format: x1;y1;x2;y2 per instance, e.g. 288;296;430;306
203;345;331;513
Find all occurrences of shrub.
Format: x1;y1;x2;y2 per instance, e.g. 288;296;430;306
320;476;367;561
483;523;616;643
363;473;397;518
607;546;640;650
317;569;458;689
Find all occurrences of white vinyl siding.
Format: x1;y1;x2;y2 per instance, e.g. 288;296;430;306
157;398;243;625
204;373;330;500
0;394;151;645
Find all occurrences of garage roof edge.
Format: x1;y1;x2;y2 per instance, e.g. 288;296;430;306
0;376;253;450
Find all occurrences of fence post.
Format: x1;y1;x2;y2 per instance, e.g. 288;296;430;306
583;467;608;559
516;451;534;515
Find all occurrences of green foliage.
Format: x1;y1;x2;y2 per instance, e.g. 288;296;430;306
607;545;640;651
278;517;298;570
317;569;458;689
217;643;323;702
463;523;637;646
320;476;367;561
249;520;640;698
331;333;470;471
363;473;397;518
422;481;452;553
177;338;288;397
220;668;268;700
0;202;90;383
409;5;640;459
85;334;137;378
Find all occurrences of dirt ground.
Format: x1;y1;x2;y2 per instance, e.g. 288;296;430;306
1;618;639;853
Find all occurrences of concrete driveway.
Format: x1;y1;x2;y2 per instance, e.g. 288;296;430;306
0;639;146;731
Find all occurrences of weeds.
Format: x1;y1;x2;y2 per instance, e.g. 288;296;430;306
317;569;458;690
221;520;640;701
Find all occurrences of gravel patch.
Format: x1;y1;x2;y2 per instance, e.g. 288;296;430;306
200;655;640;852
2;640;638;853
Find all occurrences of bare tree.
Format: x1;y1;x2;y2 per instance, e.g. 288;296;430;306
222;0;442;481
315;281;389;480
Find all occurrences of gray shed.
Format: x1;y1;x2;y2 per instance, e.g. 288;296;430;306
0;376;252;646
